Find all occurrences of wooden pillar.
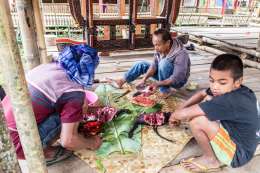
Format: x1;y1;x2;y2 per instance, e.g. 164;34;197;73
233;0;239;13
205;0;209;13
32;0;49;64
0;1;47;173
130;0;137;49
81;0;90;44
16;0;41;70
88;0;95;47
99;0;110;40
118;0;127;39
257;33;260;53
170;0;182;26
221;0;227;16
0;105;21;172
150;0;160;32
195;0;200;13
118;0;126;16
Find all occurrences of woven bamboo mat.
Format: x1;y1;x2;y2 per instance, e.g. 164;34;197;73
74;125;192;173
74;91;192;173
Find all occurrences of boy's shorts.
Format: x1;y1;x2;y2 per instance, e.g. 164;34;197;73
210;124;236;166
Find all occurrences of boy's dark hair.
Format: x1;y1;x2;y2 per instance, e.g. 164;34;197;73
153;28;173;46
211;54;243;80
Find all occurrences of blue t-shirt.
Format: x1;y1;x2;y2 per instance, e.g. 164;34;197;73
199;85;258;168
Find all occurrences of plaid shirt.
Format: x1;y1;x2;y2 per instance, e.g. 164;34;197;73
58;44;99;88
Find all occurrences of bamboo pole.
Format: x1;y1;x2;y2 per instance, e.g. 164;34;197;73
0;1;47;173
192;42;260;70
32;0;49;64
0;104;21;173
16;0;41;70
257;33;260;53
201;37;260;58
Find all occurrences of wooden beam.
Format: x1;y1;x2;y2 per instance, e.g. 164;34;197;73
0;0;47;172
16;0;41;70
32;0;49;64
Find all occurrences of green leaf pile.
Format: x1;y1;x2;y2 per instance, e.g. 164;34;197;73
94;84;161;157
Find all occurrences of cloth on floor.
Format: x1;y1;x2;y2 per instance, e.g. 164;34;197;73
58;44;99;88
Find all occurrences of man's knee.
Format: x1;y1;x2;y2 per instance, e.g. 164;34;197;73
135;61;150;67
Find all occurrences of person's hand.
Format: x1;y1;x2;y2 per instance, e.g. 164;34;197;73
148;82;159;92
87;135;102;150
136;78;146;90
169;113;181;127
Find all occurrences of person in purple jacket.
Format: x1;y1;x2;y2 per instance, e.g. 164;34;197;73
107;28;190;98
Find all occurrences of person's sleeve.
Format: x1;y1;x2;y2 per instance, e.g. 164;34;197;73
199;94;237;121
170;52;189;83
151;53;159;69
58;92;85;123
60;100;83;123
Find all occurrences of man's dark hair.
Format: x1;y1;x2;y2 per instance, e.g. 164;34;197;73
153;28;173;46
211;54;243;80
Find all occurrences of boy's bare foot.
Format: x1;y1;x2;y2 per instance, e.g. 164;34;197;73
106;78;125;89
181;155;223;172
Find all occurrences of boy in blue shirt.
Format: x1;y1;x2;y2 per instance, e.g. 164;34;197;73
170;54;258;172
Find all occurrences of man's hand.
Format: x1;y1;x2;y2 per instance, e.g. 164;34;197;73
148;82;159;92
169;113;181;127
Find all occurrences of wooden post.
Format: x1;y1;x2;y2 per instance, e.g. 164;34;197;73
150;0;160;33
16;0;41;70
130;0;137;49
233;0;239;13
195;0;200;13
88;0;95;47
81;0;90;44
205;0;209;13
221;0;227;16
170;0;182;26
32;0;49;64
257;33;260;53
0;1;47;173
118;0;127;39
118;0;126;16
0;105;21;173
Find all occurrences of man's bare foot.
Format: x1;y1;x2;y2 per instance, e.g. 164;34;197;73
106;78;125;89
85;135;102;150
181;155;222;172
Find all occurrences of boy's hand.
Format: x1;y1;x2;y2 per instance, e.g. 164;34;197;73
169;113;181;127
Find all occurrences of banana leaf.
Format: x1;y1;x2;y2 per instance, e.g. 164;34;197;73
94;84;161;157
